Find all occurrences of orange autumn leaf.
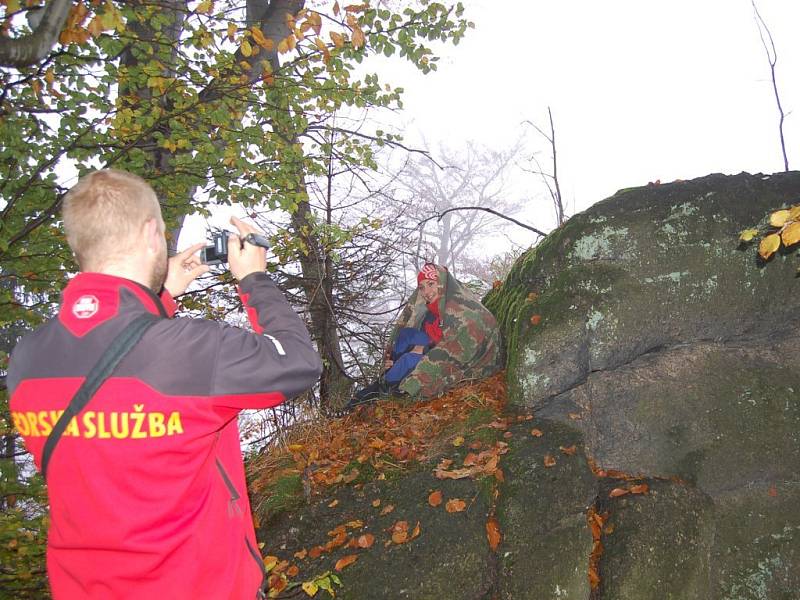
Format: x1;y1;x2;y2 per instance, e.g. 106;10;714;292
294;549;307;560
629;483;649;495
530;314;542;325
328;499;339;508
357;533;374;548
390;520;409;544
410;521;421;540
589;566;601;589
768;485;778;497
445;498;466;513
308;545;324;559
371;499;381;507
494;467;505;482
609;487;629;498
492;279;502;289
380;504;395;515
334;554;358;572
530;428;543;437
287;565;300;577
268;574;288;594
486;517;501;551
543;454;556;468
428;490;443;507
560;445;577;456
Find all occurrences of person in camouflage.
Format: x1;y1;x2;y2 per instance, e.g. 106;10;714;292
350;263;503;406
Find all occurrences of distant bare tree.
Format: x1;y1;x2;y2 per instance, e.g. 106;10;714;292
399;141;529;284
523;107;568;226
752;0;789;171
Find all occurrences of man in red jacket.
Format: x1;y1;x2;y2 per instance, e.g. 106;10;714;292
7;169;322;599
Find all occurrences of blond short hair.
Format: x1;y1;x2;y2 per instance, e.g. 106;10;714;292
62;169;162;269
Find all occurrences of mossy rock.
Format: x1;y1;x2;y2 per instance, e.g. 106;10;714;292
598;479;715;600
485;171;800;406
497;418;596;600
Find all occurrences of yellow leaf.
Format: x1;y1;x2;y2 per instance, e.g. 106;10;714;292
347;14;365;49
263;555;278;571
330;31;345;48
789;205;800;220
781;221;800;247
288;444;304;452
739;228;759;243
196;0;213;14
227;22;237;43
770;209;792;228
302;581;319;596
251;27;274;50
44;68;55;85
277;37;289;54
758;232;781;260
241;39;252;57
452;435;464;447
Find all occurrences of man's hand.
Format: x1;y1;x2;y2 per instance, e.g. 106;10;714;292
228;216;267;281
164;242;210;297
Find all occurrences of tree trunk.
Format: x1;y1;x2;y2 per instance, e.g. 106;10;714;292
0;0;72;68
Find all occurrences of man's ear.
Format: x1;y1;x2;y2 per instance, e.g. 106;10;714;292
142;218;162;254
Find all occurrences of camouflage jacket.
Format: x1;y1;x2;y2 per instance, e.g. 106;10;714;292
390;265;503;399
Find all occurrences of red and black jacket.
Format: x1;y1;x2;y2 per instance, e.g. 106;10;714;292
8;272;322;599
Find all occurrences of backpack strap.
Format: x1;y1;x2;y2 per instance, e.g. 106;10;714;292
41;313;160;480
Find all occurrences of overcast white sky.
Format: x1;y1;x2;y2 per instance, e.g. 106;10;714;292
381;0;800;238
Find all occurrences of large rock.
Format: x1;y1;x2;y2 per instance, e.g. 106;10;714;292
485;171;800;598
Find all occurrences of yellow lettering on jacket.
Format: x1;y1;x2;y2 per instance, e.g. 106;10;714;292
167;412;183;436
148;413;166;438
12;407;186;440
83;412;97;439
11;412;30;436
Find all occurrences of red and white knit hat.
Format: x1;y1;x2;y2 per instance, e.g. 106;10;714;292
417;263;438;284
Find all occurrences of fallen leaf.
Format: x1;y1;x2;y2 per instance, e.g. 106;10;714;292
604;523;615;534
560;445;577;456
568;412;582;420
609;487;629;498
530;314;542;325
328;499;339;508
770;208;792;227
759;232;781;260
781;221;800;247
287;565;300;577
288;444;304;452
371;499;381;508
543;454;556;468
357;533;375;548
410;521;421;540
302;580;318;596
263;556;278;571
345;520;364;529
492;279;502;289
380;504;395;516
334;554;358;571
294;549;307;560
503;431;513;439
446;498;467;513
629;483;649;495
494;467;505;482
390;521;409;544
268;573;288;595
768;485;778;497
739;228;759;243
526;292;539;302
486;516;501;550
428;490;443;507
530;428;543;437
308;546;324;559
452;435;464;447
437;458;453;470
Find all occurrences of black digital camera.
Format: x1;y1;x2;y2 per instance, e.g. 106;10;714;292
201;233;228;265
201;231;270;265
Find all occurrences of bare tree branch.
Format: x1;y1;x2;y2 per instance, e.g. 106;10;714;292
419;206;547;237
753;0;789;171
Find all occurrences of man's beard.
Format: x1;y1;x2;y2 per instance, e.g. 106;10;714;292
149;246;168;292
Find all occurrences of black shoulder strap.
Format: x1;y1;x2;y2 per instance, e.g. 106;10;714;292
41;313;160;480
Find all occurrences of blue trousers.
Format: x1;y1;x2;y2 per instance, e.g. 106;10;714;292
384;327;431;384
